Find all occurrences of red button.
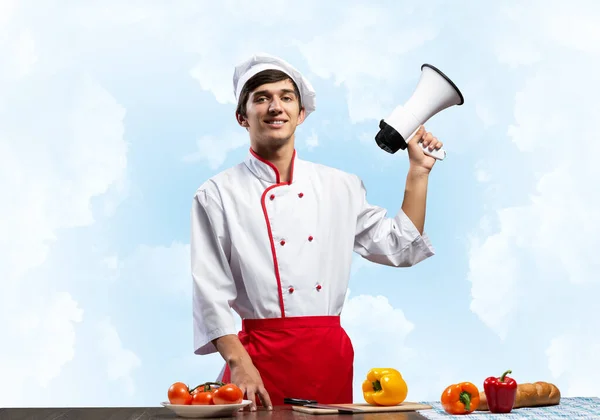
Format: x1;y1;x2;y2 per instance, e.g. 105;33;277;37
270;194;275;200
316;284;322;291
280;240;286;246
298;193;304;198
308;236;313;242
288;287;294;293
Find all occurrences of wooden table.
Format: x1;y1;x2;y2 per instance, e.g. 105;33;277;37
0;405;428;419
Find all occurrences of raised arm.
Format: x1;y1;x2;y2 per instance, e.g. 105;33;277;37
353;177;435;267
400;168;429;235
353;126;442;267
401;125;443;235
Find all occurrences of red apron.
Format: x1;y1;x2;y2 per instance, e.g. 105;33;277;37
220;315;354;406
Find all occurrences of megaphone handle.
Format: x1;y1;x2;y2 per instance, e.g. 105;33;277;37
406;127;446;161
420;143;446;160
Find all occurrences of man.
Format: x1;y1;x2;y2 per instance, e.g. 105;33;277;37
191;53;441;410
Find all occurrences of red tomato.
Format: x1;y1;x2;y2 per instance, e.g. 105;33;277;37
168;382;193;405
192;390;214;405
213;384;243;405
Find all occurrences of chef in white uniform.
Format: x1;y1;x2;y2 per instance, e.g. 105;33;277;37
191;53;441;410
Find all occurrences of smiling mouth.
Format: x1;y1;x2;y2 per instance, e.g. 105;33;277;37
265;120;287;126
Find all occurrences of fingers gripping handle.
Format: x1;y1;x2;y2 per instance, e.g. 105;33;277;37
380;105;447;161
419;140;446;160
406;126;447;161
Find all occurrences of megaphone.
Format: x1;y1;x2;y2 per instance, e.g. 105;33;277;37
375;63;464;160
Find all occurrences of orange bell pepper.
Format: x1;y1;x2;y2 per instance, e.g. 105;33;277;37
441;381;480;414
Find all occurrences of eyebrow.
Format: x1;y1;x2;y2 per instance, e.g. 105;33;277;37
252;89;297;97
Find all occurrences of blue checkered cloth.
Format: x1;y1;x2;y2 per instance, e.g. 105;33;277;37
416;397;600;419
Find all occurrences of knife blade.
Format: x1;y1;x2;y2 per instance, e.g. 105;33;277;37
302;404;364;414
284;397;318;405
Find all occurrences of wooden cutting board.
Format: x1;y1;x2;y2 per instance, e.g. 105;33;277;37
292;402;433;415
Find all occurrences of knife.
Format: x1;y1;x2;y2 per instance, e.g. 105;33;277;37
284;398;363;414
284;398;318;405
300;404;364;414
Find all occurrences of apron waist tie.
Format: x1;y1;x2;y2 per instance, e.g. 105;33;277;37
242;315;340;332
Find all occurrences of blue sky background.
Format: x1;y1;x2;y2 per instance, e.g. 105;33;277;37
2;0;600;408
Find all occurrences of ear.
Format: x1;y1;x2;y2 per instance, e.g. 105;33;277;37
235;111;249;128
296;107;306;126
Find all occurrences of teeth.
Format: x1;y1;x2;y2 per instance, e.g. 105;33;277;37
268;121;284;125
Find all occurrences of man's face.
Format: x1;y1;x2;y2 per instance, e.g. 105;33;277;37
238;79;306;149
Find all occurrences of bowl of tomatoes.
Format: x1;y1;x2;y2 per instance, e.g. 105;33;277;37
162;381;251;418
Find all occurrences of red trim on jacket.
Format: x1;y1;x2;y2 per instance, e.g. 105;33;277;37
251;147;296;318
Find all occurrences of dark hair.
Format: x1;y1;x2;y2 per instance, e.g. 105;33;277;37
236;69;303;117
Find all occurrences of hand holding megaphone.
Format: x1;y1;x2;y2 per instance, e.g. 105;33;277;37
375;64;464;161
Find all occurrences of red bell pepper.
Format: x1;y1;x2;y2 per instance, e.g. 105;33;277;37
483;369;517;413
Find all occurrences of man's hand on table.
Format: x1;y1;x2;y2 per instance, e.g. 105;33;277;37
229;356;273;411
213;334;273;411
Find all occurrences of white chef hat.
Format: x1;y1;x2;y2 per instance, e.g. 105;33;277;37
233;52;316;117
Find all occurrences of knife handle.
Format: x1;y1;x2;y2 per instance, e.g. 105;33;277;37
284;397;318;405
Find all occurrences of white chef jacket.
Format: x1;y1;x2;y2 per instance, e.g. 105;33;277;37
191;149;435;355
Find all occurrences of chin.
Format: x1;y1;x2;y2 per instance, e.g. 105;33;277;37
264;133;292;144
268;138;291;147
252;129;294;149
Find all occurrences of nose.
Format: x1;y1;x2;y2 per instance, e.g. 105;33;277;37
268;97;283;113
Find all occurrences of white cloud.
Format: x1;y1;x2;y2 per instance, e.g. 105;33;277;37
493;32;543;69
182;1;319;106
468;212;521;341
0;292;83;405
10;239;192;407
491;1;600;70
189;53;240;106
183;130;248;169
475;103;497;129
13;28;37;78
117;241;192;298
0;0;17;27
303;129;319;150
474;161;491;183
467;0;600;393
532;0;600;56
358;131;374;145
67;75;129;220
101;240;241;404
293;5;439;124
178;1;441;134
1;73;128;281
0;13;129;404
547;332;600;397
23;1;445;169
97;317;142;396
0;4;36;87
342;291;416;401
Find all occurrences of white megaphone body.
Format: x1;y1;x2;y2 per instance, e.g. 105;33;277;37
375;64;464;160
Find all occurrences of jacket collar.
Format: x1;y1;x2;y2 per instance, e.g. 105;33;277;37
244;147;298;185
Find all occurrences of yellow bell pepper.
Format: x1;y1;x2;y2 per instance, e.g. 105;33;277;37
362;368;408;406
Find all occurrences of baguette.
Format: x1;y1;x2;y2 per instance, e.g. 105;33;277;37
476;381;561;411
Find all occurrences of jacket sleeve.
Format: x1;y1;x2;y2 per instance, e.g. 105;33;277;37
191;187;238;355
353;177;435;267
